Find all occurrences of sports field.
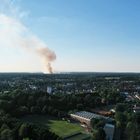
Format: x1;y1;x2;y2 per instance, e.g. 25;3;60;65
21;115;86;138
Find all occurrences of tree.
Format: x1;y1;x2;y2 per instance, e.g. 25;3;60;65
37;97;46;109
47;106;53;114
116;103;126;112
0;100;11;112
77;104;83;110
27;96;35;107
84;94;94;107
115;112;126;128
0;124;9;131
30;106;41;114
1;129;13;140
95;97;101;107
93;128;106;140
18;106;29;116
19;124;28;138
125;122;135;140
116;121;121;128
42;105;48;114
91;118;105;129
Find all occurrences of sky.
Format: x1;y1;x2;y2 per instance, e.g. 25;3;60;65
0;0;140;73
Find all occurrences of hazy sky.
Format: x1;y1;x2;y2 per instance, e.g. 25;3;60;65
0;0;140;73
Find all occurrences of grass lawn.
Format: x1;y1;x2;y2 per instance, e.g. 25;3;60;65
21;115;85;137
48;120;84;137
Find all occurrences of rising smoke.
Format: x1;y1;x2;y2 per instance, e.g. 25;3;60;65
0;13;56;73
36;47;56;73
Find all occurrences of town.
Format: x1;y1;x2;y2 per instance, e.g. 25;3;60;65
0;73;140;140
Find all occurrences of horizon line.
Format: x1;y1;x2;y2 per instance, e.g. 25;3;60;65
0;71;140;74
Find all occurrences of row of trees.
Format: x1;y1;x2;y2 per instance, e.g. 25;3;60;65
0;89;124;119
115;103;140;140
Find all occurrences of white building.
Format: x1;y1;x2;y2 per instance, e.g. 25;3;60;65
47;86;52;94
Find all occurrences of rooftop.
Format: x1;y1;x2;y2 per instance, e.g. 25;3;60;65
71;111;114;122
74;111;101;120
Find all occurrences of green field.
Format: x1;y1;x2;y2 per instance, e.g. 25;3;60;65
21;115;85;138
48;120;84;137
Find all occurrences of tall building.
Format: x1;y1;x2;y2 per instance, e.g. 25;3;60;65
47;86;52;94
